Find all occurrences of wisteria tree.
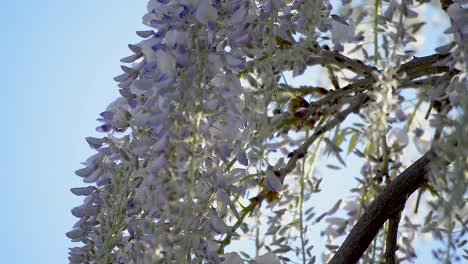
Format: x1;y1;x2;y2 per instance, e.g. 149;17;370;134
67;0;467;263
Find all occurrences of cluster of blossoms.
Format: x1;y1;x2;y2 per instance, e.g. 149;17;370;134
68;0;467;263
426;3;468;259
314;1;467;262
67;0;334;263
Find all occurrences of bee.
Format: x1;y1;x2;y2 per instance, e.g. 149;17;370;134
304;119;316;129
265;191;280;203
293;110;307;119
249;196;261;205
288;96;309;113
275;36;293;48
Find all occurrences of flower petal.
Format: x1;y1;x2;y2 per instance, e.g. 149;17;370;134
264;168;283;192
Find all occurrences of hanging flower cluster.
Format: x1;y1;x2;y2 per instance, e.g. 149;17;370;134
67;0;332;263
68;0;467;263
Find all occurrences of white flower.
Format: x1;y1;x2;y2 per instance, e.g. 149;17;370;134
413;135;431;154
388;128;409;147
253;252;281;264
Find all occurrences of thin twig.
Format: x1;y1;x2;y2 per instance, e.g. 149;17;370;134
282;94;369;178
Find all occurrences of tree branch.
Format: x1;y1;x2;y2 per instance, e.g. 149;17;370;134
385;210;402;264
282;94;369;177
237;52;455;259
329;151;439;264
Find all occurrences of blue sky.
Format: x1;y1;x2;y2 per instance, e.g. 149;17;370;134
2;1;145;263
1;1;450;263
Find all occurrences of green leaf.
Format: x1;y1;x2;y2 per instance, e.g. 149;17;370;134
348;132;360;155
333;130;347;147
364;142;375;157
275;118;297;130
406;99;424;133
237;69;249;78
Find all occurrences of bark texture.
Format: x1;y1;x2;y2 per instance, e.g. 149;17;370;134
329;152;436;264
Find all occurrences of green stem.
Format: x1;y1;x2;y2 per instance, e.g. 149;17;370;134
373;0;381;65
406;99;424;133
299;132;308;264
218;202;258;254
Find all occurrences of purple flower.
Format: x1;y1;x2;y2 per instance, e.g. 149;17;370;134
414;128;424;138
264;167;283;192
85;137;107;149
195;0;219;26
151;43;167;51
100;111;114;120
66;229;85;240
126;198;137;210
128;98;138;109
388;128;409;147
235;150;248;166
132;79;154;91
67;0;372;262
209;211;230;234
70;186;94;196
221;252;242;264
395;109;407;121
219;144;231;159
216;189;231;206
180;4;192;18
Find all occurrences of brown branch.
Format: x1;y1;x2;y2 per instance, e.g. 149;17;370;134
301;53;455;118
397;53;450;77
280;51;453;179
282;94;369;177
319;50;378;76
329;151;441;264
237;52;455;259
385;210;403;264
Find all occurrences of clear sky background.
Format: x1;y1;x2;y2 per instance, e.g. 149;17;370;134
2;1;146;263
1;1;450;263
